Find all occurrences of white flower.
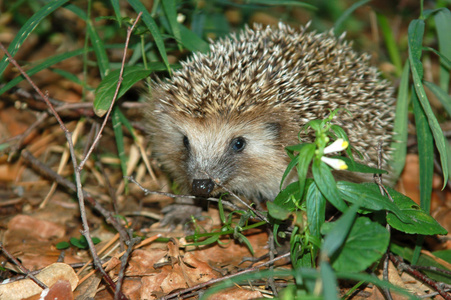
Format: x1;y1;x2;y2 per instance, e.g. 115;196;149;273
324;138;349;154
177;13;186;23
321;156;348;170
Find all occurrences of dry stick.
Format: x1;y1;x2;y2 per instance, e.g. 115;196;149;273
0;243;47;290
127;176;242;212
160;252;291;300
6;111;49;156
21;150;130;247
114;237;141;300
389;253;451;300
0;45;125;298
84;12;142;300
79;12;142;171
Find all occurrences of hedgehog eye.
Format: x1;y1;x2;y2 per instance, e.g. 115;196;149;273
183;135;190;149
231;137;246;152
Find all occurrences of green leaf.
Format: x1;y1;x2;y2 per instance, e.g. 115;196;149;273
320;261;339;300
306;182;326;244
412;88;433;214
322;204;359;258
331;217;389;273
274;181;299;209
312;160;347;212
112;107;128;191
110;0;122;24
390;62;410;179
0;0;70;77
188;234;219;246
87;19;110;77
337;182;412;224
128;0;171;73
161;0;182;50
56;241;71;250
70;236;88;249
267;201;292;221
334;157;387;174
94;66;152;117
386;187;447;235
236;233;254;256
423;46;451;69
408;19;449;189
178;24;210;53
296;144;316;199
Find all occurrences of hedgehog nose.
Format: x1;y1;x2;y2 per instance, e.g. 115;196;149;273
192;179;215;197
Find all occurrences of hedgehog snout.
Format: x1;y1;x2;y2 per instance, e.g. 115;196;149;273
192;179;215;197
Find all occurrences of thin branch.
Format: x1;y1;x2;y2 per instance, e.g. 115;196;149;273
0;243;47;290
79;12;142;170
1;36;125;300
389;253;451;300
114;236;141;300
127;176;242;212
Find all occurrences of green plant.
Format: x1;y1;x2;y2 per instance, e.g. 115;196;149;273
56;235;101;250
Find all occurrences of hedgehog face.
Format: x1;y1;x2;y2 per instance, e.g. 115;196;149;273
152;111;291;201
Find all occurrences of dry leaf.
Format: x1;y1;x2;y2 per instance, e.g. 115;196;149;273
0;263;78;300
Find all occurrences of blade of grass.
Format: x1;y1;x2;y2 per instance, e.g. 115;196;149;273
390;62;410;179
0;0;70;77
112;107;129;190
0;45;123;96
411;88;433;265
408;19;449;189
333;0;370;36
109;0;122;24
424;81;451;117
377;14;403;75
63;3;110;77
246;0;316;9
161;0;182;51
128;0;171;74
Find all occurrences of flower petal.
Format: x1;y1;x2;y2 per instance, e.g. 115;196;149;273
321;156;348;170
324;138;349;154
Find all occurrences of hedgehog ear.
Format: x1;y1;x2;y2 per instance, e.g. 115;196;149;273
265;122;281;138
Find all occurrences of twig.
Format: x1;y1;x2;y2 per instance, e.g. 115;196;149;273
127;176;242;212
412;265;451;277
1;38;125;299
0;243;47;290
114;236;141;300
79;12;142;170
160;252;291;300
4;111;48;157
389;253;451;300
21;150;130;243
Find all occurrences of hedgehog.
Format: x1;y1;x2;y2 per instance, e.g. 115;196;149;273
147;23;395;219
